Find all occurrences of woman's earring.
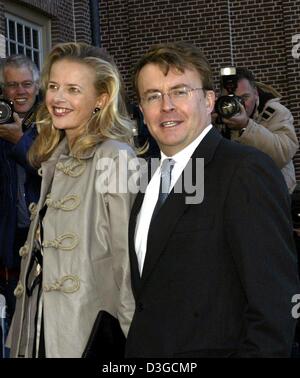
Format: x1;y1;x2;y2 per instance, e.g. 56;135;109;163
93;107;101;114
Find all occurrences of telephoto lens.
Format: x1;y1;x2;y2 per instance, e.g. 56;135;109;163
0;99;14;124
215;94;244;119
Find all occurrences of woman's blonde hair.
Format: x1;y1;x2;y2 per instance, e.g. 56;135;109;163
29;42;134;168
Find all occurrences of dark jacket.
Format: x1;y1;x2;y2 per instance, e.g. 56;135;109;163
0;126;40;268
126;127;299;358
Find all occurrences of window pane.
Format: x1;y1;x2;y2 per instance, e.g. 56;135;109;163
26;48;32;59
5;14;43;69
32;29;39;49
17;23;24;44
25;26;31;46
18;45;24;55
10;42;16;55
33;51;39;68
9;20;15;40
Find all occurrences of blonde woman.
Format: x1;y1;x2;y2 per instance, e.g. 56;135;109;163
7;42;136;358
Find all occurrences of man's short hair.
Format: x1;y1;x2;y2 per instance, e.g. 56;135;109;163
133;42;214;101
0;54;40;84
235;67;256;89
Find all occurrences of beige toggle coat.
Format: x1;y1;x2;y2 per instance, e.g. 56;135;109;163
8;138;137;357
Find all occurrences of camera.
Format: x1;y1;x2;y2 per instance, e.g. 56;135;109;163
215;67;244;119
0;98;14;124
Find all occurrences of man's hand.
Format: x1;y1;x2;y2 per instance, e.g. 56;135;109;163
222;104;249;131
0;112;23;144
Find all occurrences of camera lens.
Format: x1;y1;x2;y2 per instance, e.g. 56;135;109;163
0;99;14;124
215;95;242;119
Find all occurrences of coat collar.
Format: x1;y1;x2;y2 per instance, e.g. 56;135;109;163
38;137;98;204
38;138;69;202
130;127;222;294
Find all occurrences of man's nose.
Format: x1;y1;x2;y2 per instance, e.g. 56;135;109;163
15;84;27;94
161;93;175;112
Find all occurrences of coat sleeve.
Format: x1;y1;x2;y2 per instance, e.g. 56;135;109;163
10;127;38;175
237;102;299;169
224;149;299;357
106;147;137;337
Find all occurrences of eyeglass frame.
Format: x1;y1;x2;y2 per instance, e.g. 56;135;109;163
3;80;37;90
140;86;206;106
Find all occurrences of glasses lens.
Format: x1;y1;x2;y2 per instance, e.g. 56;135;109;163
5;81;34;89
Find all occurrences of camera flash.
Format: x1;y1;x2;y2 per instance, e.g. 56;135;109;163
220;67;236;76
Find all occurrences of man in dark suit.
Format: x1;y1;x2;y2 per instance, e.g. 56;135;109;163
125;42;299;358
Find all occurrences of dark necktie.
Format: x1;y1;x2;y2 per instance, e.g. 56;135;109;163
151;158;175;220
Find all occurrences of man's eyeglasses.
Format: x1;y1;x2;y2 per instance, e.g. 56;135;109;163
4;81;35;90
141;86;204;107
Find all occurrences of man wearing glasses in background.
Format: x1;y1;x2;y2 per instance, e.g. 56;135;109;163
0;55;41;356
125;42;299;358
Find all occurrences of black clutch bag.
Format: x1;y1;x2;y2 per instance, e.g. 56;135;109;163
82;310;126;359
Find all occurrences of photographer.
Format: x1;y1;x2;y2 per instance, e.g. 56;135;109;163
215;67;298;194
0;55;41;352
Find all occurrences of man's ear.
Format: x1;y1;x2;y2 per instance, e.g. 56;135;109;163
205;90;216;114
139;103;150;126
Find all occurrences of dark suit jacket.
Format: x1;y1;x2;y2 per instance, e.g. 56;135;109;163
125;127;299;358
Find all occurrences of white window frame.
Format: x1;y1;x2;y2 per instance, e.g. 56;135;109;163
3;1;51;68
5;13;43;69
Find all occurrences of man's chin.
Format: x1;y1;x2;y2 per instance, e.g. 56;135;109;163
14;106;32;117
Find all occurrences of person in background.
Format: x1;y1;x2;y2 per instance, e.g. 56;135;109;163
219;67;298;194
125;42;299;358
0;55;41;351
7;42;136;358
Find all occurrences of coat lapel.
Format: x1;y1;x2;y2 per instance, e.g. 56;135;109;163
139;127;222;290
128;190;145;296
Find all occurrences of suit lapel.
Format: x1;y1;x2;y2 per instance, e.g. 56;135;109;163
128;157;160;296
139;127;222;289
128;190;145;296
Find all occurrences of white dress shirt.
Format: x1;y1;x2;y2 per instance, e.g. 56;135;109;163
135;124;212;275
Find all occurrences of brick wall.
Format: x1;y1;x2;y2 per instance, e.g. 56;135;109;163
16;0;92;45
14;0;59;16
73;0;92;44
2;0;92;46
100;0;233;98
0;0;75;46
0;0;299;177
100;0;132;95
50;0;75;45
99;0;300;180
230;1;287;96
